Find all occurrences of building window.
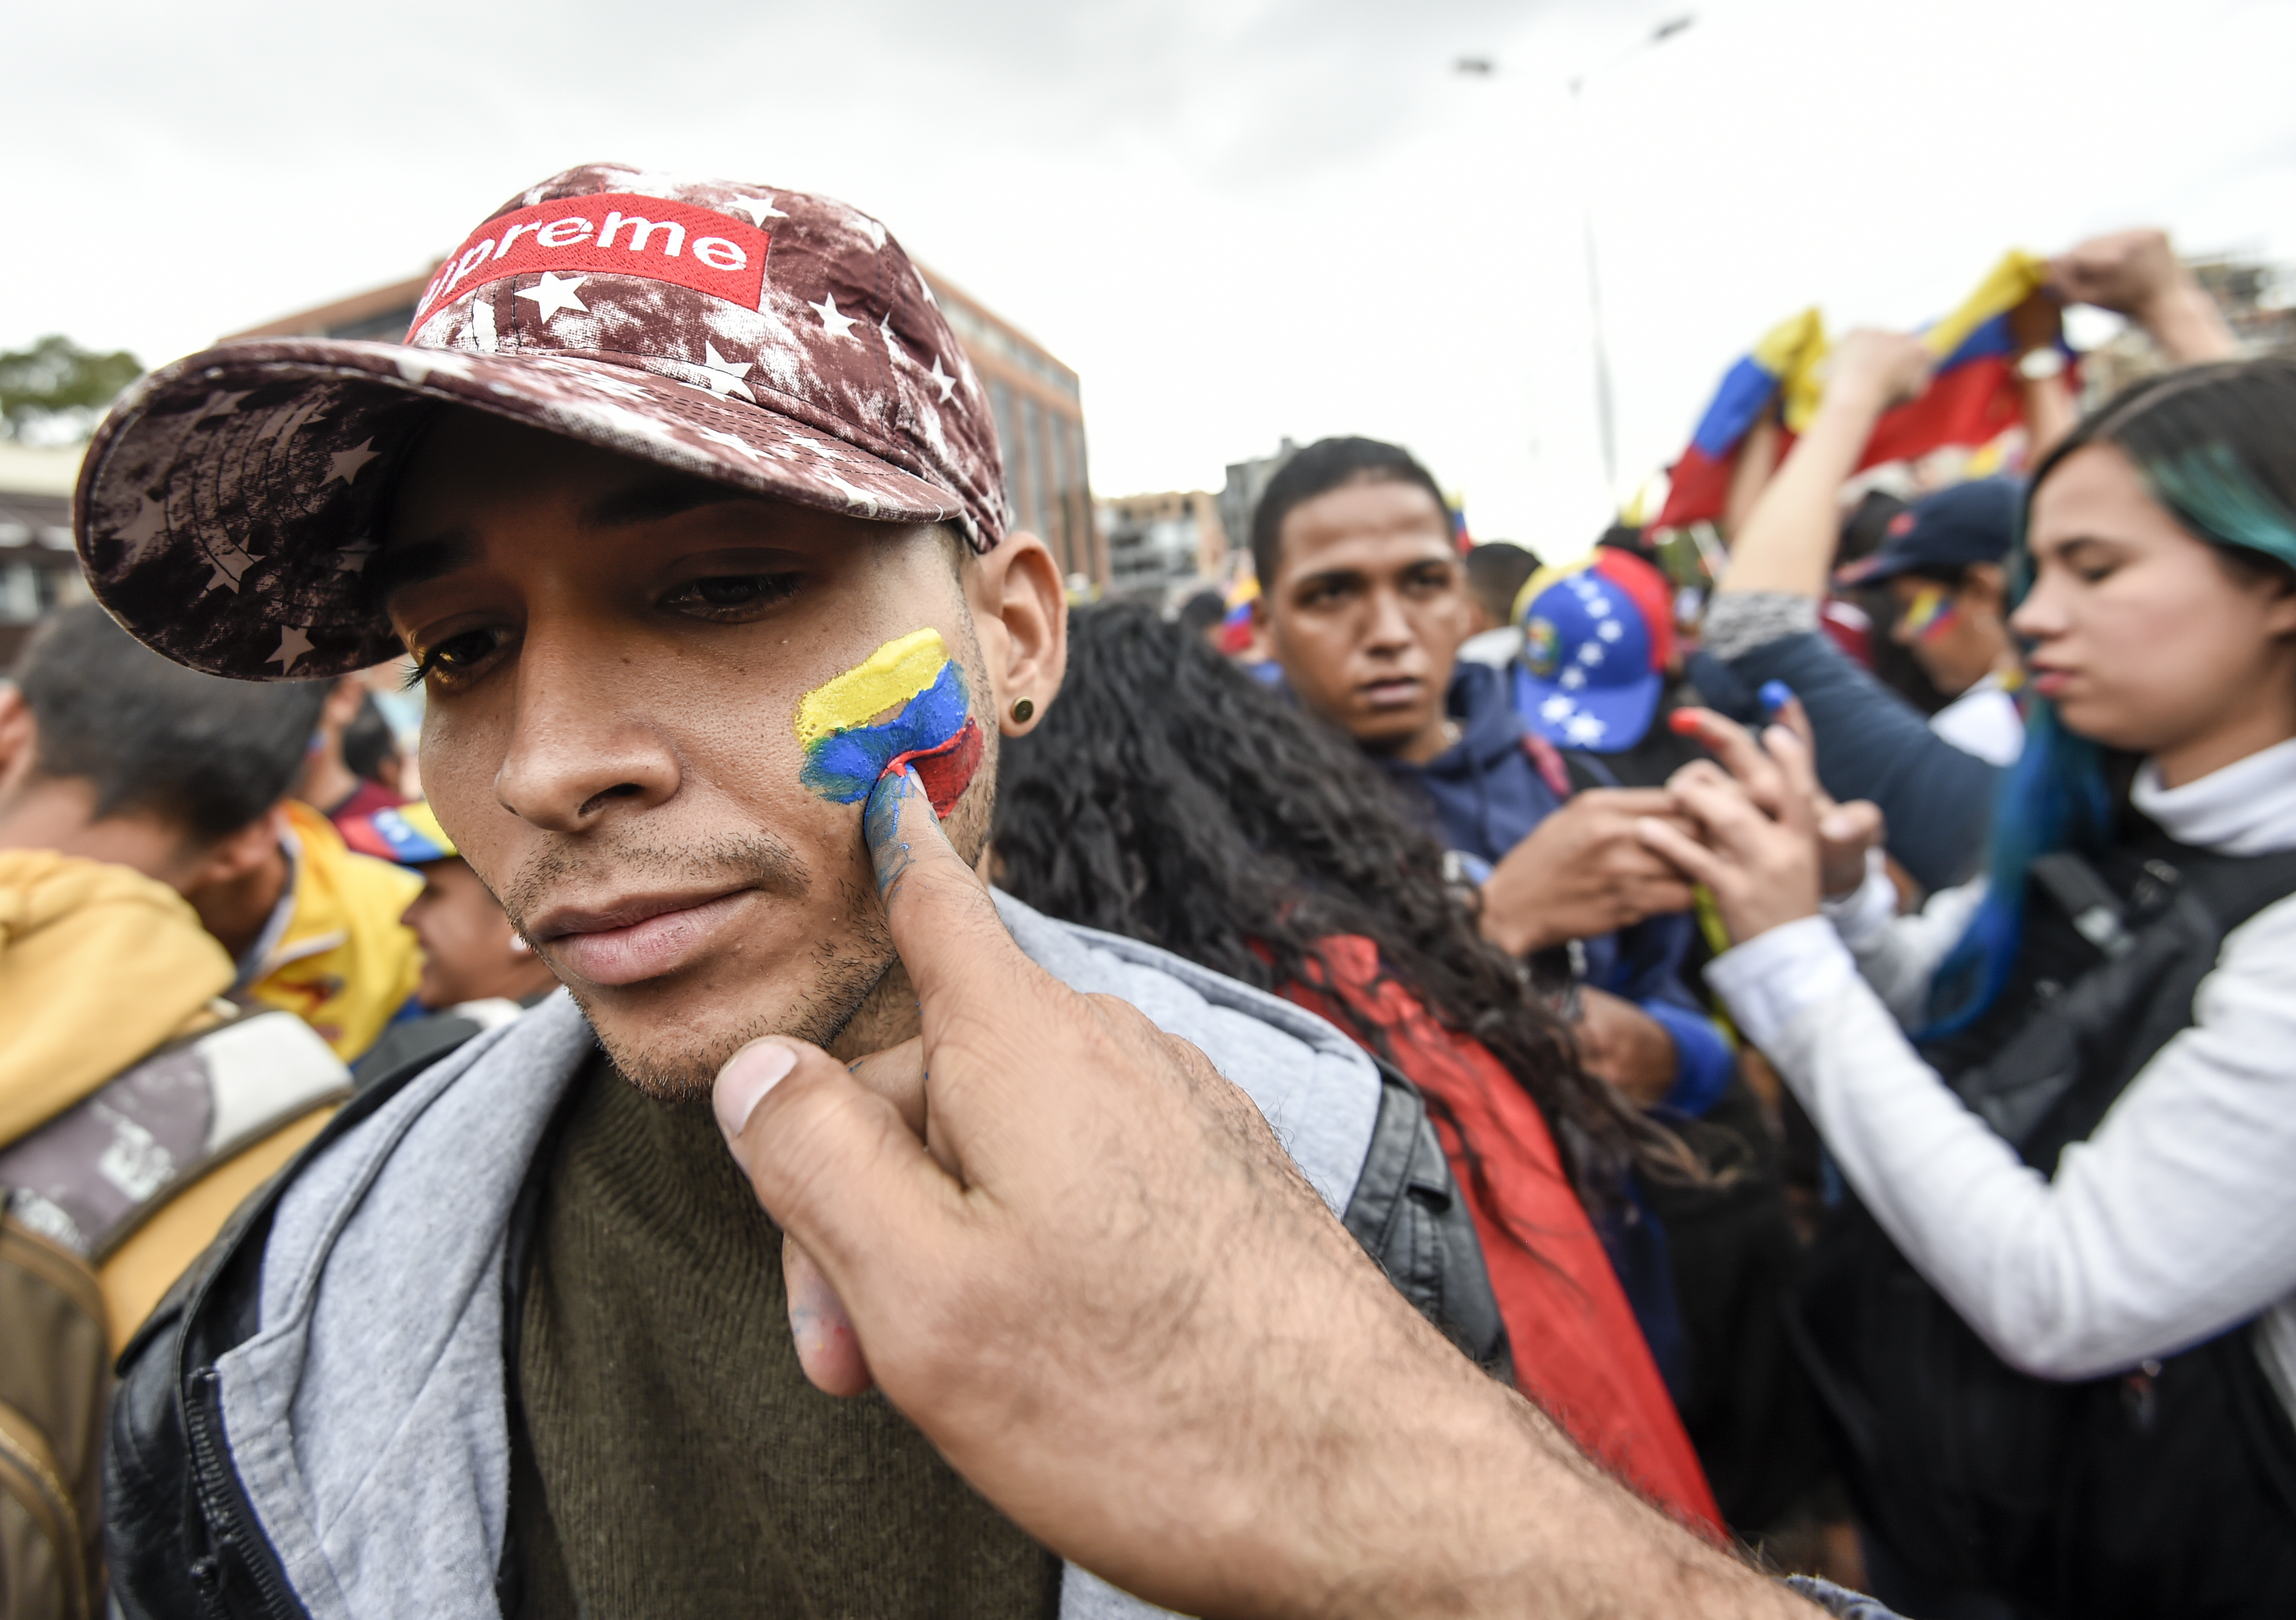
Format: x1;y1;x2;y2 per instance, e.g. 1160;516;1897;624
987;378;1023;533
1061;416;1093;580
1022;396;1055;566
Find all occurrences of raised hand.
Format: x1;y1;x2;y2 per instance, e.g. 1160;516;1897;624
1636;709;1835;945
1478;788;1699;957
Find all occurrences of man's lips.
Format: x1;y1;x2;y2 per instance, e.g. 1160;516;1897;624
528;888;756;987
1357;676;1425;711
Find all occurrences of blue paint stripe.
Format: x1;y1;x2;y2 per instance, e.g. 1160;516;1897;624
800;659;971;804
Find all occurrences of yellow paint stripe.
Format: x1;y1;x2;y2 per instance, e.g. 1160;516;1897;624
793;628;950;747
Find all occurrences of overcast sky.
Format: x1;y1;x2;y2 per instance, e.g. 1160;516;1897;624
12;0;2293;553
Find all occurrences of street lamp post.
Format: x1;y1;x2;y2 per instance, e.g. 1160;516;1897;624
1461;15;1694;505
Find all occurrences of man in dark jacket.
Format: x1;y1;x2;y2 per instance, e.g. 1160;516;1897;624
1248;437;1734;1119
76;166;1498;1620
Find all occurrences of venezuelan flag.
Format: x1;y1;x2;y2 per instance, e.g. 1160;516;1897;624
1656;253;2076;530
794;629;984;816
1863;251;2075;477
1655;309;1827;530
1219;571;1261;656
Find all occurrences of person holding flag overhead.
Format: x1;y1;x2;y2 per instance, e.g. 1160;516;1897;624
1689;230;2241;891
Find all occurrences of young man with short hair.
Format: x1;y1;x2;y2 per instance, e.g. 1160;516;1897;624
1247;437;1733;1119
82;165;1493;1620
0;603;421;1062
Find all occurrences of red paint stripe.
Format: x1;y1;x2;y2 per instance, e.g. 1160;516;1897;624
885;717;984;817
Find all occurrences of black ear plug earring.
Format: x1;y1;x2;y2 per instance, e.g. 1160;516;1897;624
1010;698;1034;724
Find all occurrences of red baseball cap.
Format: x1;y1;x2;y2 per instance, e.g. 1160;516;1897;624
74;163;1007;681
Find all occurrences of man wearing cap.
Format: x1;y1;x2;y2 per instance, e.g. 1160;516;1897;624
341;801;562;1082
84;165;1508;1620
1831;478;2026;766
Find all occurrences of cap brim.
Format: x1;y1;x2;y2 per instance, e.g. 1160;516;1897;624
1516;668;1664;753
1832;551;1914;589
76;339;970;680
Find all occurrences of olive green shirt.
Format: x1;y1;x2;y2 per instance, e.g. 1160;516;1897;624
513;1052;1059;1619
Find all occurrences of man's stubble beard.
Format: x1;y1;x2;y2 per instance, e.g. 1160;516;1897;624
517;726;1000;1105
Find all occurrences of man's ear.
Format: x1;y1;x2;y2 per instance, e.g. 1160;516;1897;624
966;531;1067;737
177;805;289;897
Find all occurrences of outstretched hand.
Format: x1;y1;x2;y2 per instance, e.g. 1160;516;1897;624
2050;228;2185;320
1824;328;1934;412
1638;709;1875;945
1753;693;1887;898
712;762;1814;1619
712;765;1477;1614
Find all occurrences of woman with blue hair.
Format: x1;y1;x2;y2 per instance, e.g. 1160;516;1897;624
1642;356;2296;1618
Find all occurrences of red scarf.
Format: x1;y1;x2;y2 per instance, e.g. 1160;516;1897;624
1283;935;1723;1535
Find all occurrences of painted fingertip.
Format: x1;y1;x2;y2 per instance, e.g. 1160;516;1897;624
1759;680;1796;714
863;764;929;900
715;1041;798;1140
1667;709;1705;736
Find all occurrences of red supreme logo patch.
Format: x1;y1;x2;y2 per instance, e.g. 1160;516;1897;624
409;194;771;332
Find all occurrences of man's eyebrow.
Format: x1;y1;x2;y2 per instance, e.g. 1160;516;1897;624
373;532;480;604
580;475;752;530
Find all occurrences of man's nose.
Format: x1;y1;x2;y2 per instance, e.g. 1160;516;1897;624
1361;587;1417;654
492;625;681;832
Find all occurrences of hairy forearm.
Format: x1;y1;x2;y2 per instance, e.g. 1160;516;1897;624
1716;384;1887;599
1312;1353;1807;1620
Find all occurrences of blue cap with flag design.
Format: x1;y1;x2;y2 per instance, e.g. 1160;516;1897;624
1511;569;1663;752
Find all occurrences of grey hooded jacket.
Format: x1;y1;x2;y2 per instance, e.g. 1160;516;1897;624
105;892;1505;1620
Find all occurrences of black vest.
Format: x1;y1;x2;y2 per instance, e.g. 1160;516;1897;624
1790;819;2296;1619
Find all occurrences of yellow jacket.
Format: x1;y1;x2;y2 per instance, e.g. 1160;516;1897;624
0;851;234;1145
242;801;424;1063
0;851;346;1347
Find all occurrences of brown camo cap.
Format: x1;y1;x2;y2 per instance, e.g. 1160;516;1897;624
74;163;1008;681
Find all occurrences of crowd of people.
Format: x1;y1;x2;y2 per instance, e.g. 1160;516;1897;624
3;159;2291;1620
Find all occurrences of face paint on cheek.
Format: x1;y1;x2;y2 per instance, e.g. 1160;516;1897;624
1903;585;1958;643
792;628;985;814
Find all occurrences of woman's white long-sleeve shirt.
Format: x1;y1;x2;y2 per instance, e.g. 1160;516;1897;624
1704;738;2296;1413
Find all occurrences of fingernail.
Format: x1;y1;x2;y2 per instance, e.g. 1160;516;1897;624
863;765;927;899
1759;680;1795;713
715;1041;798;1139
1668;709;1704;736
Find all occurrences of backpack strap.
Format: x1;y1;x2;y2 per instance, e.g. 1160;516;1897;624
1967;841;2296;1168
0;1004;349;1263
1519;731;1574;799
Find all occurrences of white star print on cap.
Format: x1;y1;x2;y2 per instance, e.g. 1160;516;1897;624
74;162;1010;680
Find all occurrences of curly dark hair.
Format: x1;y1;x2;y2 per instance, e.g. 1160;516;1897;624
993;603;1690;1215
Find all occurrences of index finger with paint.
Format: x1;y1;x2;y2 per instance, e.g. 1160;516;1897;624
859;761;1057;1042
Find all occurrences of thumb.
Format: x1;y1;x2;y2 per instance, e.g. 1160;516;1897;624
1820;798;1886;847
713;1035;961;1374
